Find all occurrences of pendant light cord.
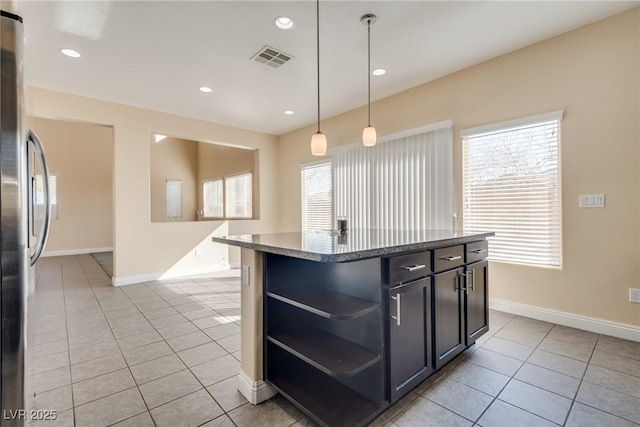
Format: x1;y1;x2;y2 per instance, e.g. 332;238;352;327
367;19;371;127
316;0;321;133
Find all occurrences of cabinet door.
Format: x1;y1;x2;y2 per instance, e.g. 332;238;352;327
466;260;489;345
389;278;432;402
433;267;465;370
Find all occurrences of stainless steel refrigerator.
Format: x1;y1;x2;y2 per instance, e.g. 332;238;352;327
1;9;51;426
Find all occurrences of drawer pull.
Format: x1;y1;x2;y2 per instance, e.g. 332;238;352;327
391;294;401;326
471;249;488;255
440;255;462;262
401;264;426;272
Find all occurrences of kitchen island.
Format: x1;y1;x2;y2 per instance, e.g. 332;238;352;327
212;229;493;427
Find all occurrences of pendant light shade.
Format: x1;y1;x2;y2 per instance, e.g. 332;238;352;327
311;0;327;156
362;14;377;148
311;131;327;156
363;126;376;147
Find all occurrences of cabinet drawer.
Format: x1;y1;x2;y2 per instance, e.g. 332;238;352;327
387;251;431;285
466;240;489;263
433;245;464;273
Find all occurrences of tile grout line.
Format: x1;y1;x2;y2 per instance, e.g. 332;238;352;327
560;332;600;426
402;314;517;426
486;319;564;426
63;257;79;427
141;280;245;427
78;256;153;427
567;333;640;426
455;315;526;425
97;268;244;426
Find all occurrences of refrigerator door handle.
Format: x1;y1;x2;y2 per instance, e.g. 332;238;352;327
27;129;51;266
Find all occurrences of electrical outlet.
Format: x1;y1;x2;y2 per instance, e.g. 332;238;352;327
629;288;640;304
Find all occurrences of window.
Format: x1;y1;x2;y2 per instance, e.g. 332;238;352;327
225;172;253;219
166;180;183;219
299;122;454;235
332;123;453;231
301;161;332;232
203;179;223;218
35;173;58;220
462;111;562;267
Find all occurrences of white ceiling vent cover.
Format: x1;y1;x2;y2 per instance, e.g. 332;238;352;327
251;45;293;68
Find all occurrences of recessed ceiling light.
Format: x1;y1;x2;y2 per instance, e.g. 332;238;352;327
372;68;386;76
199;86;213;93
284;110;294;115
60;48;81;58
275;16;295;30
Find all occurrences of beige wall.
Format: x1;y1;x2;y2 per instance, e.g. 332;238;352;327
278;9;640;326
197;142;256;217
150;137;198;222
27;117;113;253
26;88;280;282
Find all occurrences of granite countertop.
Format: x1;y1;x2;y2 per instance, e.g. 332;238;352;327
211;229;494;262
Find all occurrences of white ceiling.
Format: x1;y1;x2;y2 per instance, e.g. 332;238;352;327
18;1;638;135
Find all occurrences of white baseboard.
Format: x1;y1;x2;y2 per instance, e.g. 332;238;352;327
490;298;640;342
113;273;160;287
112;263;230;287
42;247;113;257
237;370;276;404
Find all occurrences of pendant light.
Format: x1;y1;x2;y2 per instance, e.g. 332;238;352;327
311;0;327;156
361;14;377;147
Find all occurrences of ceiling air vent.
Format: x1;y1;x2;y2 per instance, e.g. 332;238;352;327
251;45;293;68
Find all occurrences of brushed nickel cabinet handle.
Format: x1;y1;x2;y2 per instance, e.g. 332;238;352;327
455;273;467;292
471;249;488;254
402;264;426;272
440;255;462;262
391;294;401;326
468;270;475;292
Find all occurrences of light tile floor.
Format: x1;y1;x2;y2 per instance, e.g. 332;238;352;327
25;255;639;427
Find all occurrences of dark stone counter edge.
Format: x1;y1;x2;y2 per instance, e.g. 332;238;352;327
211;232;495;263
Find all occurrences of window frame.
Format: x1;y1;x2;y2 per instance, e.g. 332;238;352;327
224;171;253;220
300;160;333;232
166;179;183;219
200;171;254;220
202;178;224;219
461;111;563;269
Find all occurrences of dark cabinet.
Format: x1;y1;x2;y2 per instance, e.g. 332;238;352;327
262;239;491;426
433;267;465;370
465;260;489;345
388;277;432;402
264;254;386;427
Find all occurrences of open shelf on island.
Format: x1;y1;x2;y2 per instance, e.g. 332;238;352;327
267;327;381;377
266;287;379;319
267;343;382;427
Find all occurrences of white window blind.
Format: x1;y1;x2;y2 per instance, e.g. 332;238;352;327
35;173;58;220
462;111;562;267
203;179;223;218
301;162;332;232
332;125;454;232
225;172;252;218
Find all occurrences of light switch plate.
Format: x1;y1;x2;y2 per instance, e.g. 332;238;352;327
579;194;605;208
241;265;250;286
